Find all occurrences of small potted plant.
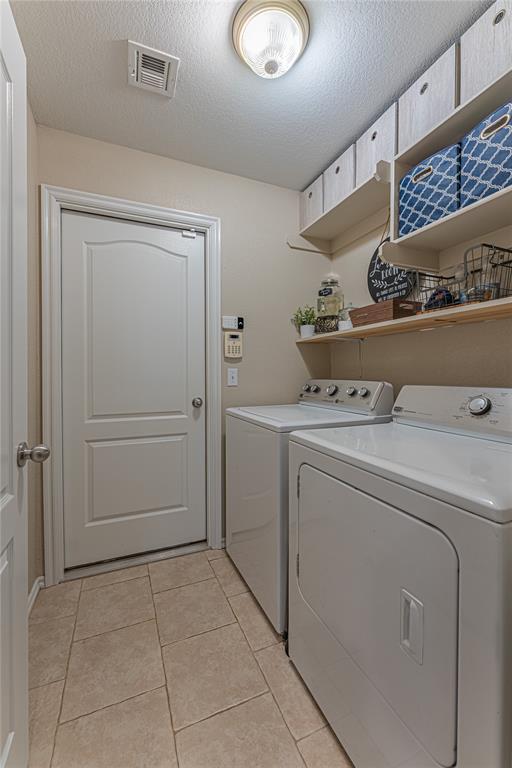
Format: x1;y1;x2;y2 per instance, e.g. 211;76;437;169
292;305;316;339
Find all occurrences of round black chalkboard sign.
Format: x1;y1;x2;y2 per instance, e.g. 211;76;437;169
367;238;415;303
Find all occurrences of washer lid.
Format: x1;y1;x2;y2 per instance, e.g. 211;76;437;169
291;422;512;522
226;404;388;432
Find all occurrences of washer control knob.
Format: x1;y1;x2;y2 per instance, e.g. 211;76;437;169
302;384;311;393
326;384;339;397
468;396;492;416
358;387;370;398
346;386;356;396
310;384;321;394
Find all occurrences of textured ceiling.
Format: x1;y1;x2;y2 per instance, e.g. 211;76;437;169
12;0;490;190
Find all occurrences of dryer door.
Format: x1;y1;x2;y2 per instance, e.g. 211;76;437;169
298;464;458;768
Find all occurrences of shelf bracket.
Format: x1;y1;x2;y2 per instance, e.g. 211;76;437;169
286;234;332;255
379;240;440;271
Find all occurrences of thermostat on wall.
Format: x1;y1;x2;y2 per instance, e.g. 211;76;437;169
222;316;244;330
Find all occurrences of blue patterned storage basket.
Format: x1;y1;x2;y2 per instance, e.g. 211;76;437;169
399;144;460;237
461;102;512;208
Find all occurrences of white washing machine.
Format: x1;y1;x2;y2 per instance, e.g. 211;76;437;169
225;379;394;634
288;385;512;768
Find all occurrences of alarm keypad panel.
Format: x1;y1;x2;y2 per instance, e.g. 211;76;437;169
224;331;243;359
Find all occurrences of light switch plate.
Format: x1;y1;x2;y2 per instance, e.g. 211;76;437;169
227;368;238;386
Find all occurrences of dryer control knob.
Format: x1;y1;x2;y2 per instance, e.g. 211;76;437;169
346;386;356;396
326;384;339;396
302;384;311;392
358;387;370;398
310;384;321;393
468;396;491;416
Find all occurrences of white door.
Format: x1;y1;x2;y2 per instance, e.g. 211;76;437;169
61;211;206;568
0;3;29;766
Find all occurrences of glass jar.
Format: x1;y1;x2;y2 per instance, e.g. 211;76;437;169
316;275;344;317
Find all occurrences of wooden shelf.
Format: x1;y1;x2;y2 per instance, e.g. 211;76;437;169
296;296;512;343
397;69;512;167
299;161;390;246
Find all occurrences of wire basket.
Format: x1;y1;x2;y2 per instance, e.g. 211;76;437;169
413;243;512;312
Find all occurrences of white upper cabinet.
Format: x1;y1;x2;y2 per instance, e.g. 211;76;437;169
460;0;512;105
356;104;397;187
322;145;356;213
300;175;323;231
398;45;459;154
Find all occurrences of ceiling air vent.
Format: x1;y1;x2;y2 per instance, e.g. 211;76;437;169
127;40;180;98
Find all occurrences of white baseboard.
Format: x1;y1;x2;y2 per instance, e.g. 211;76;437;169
28;576;45;615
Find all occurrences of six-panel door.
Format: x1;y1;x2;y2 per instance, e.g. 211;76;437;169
61;212;206;567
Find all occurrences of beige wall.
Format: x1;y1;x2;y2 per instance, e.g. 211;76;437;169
28;124;330;584
329;219;512;393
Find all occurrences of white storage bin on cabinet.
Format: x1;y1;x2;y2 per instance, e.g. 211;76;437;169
300;176;323;231
356;104;397;186
323;145;356;213
398;45;459;153
460;0;512;105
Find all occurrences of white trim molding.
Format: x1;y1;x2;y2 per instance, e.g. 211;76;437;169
27;576;45;615
41;185;222;586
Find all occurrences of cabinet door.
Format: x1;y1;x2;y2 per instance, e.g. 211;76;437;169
300;176;323;231
323;145;355;212
356;103;397;186
460;0;512;104
398;45;459;153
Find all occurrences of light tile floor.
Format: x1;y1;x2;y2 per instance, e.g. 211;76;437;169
28;550;352;768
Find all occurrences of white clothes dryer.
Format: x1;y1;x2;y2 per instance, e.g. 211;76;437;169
288;385;512;768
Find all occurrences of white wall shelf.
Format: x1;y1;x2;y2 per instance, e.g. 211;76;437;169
296;296;512;344
292;68;512;268
396;68;512;167
391;185;512;253
388;67;512;266
299;161;390;251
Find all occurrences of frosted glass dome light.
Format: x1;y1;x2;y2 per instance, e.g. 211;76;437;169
233;0;310;79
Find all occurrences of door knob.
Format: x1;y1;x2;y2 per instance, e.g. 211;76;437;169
17;442;51;468
192;397;203;408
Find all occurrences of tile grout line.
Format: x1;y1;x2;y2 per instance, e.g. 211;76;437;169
50;685;168;729
251;642;318;766
149;572;181;768
28;676;67;693
48;578;84;768
72;616;157;645
80;568;149;594
226;594;282;655
158;617;238;650
151;574;216;597
29;610;77;626
173;688;271;737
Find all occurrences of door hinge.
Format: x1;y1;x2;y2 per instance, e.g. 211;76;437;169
182;229;196;239
296;553;300;577
296;475;300;498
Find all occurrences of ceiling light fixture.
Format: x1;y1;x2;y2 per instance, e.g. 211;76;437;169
233;0;309;79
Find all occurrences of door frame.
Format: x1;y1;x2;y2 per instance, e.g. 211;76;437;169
41;185;222;585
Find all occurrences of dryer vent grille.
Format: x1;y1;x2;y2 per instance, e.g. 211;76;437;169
127;41;180;98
